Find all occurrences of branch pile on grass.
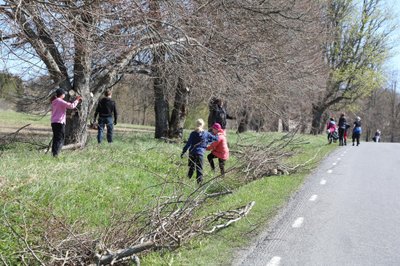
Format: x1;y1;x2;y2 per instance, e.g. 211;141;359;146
93;185;254;265
232;131;309;180
2;183;255;265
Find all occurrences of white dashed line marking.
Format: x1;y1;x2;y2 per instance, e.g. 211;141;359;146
320;179;327;185
327;169;333;174
292;217;304;228
332;162;337;166
309;195;318;201
267;256;281;266
337;158;341;160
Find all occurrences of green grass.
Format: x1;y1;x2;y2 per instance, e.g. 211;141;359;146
0;110;337;265
0;110;50;126
142;133;334;265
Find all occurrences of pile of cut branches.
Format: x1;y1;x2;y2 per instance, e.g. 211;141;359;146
1;180;254;265
232;131;310;180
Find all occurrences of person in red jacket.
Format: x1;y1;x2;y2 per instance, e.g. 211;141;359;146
207;123;229;176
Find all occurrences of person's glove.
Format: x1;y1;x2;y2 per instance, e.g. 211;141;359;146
180;153;184;159
113;121;117;125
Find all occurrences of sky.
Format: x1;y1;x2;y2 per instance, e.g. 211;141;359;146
384;0;400;73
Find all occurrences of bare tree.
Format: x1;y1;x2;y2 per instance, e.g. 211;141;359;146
310;0;394;134
365;73;400;142
0;1;209;143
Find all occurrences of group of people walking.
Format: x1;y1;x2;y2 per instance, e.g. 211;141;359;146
326;113;381;146
327;113;362;146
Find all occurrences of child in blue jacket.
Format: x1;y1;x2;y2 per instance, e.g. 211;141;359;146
181;119;218;184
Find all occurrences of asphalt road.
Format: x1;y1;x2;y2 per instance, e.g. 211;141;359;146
234;142;400;266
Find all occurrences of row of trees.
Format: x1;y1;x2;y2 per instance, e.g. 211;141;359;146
0;0;397;144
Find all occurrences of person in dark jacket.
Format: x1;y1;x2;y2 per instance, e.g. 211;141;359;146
352;116;362;146
372;129;381;142
208;98;235;130
338;113;347;146
94;89;118;143
181;119;218;184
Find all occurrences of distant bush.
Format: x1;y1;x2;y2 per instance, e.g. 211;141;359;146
0;72;24;110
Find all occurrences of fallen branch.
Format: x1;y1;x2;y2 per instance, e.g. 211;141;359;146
203;201;255;234
96;241;155;265
61;143;84;150
0;124;31;144
205;190;233;199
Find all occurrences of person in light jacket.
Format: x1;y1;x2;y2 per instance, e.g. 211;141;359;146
207;123;229;176
50;88;81;157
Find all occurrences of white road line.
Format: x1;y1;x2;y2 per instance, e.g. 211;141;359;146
267;256;281;266
332;162;337;166
292;217;304;228
337;158;341;161
327;169;333;174
309;194;318;201
320;179;327;185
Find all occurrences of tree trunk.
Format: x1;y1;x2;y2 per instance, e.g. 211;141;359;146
310;103;328;135
64;90;92;145
169;77;189;139
237;108;251;133
142;104;148;125
149;0;169;139
153;65;169;139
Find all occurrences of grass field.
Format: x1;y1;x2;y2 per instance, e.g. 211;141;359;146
0;110;336;265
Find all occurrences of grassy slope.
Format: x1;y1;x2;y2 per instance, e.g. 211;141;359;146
142;134;334;265
0;111;336;265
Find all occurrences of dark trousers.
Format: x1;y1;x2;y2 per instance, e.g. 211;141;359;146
97;116;114;143
352;133;360;146
51;123;65;157
188;154;203;183
338;128;345;146
207;153;226;176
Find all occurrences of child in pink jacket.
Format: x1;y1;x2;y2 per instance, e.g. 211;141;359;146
50;88;81;157
207;123;229;176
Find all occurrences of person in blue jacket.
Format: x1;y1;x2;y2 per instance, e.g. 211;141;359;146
181;119;218;184
352;116;362;146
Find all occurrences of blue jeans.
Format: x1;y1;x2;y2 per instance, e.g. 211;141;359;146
97;116;113;143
